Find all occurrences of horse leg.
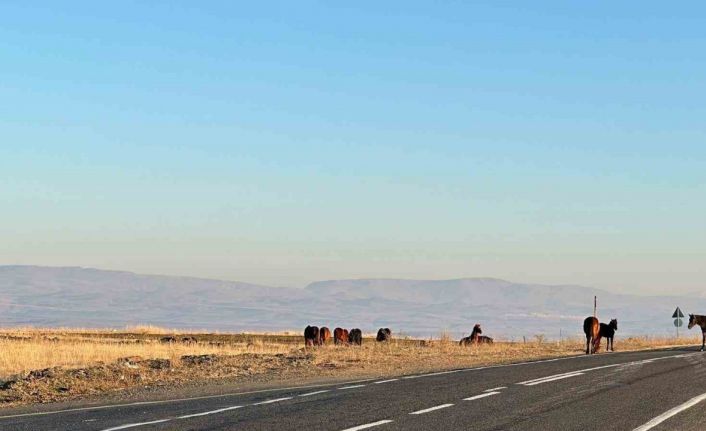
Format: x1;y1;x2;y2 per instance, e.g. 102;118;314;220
585;335;590;355
702;332;705;352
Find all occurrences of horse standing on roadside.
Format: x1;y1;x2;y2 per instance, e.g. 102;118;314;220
599;319;618;352
333;327;348;345
583;316;600;354
688;314;706;351
459;324;493;346
319;327;332;345
304;325;320;347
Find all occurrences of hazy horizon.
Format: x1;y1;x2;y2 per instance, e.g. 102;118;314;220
2;3;705;295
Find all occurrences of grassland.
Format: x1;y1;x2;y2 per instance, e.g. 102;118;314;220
0;327;699;406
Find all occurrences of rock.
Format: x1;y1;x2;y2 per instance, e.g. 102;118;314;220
181;354;218;366
116;356;144;369
27;368;57;380
146;359;171;370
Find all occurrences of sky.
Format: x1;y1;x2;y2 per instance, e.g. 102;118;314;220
1;2;705;294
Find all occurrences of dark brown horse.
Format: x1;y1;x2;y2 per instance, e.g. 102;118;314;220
304;325;320;347
583;317;600;354
349;328;363;346
688;314;706;351
376;328;392;342
598;319;618;352
460;324;493;346
319;327;332;345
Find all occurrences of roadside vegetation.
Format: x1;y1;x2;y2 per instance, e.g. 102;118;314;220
0;327;699;407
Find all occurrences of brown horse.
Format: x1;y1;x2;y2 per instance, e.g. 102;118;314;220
460;324;493;346
319;327;332;345
333;327;348;345
688;314;706;351
583;317;600;354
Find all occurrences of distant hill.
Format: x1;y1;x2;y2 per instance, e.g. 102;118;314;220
0;266;701;339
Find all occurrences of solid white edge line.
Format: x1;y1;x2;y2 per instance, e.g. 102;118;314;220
100;419;171;431
632;392;706;431
299;390;331;397
341;419;394;431
464;391;500;401
410;403;455;415
339;384;367;390
484;386;507;392
0;377;376;420
251;397;293;405
3;348;694;421
177;405;243;419
523;372;585;386
374;379;399;384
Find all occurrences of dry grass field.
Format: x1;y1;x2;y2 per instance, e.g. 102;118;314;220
0;327;699;406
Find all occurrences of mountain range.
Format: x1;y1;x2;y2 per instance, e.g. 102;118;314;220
0;265;701;339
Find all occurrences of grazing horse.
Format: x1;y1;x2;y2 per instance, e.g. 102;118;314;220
376;328;392;342
460;324;493;346
304;325;320;347
688;314;706;351
319;327;332;345
333;327;348;345
599;319;618;352
583;316;600;354
349;328;363;346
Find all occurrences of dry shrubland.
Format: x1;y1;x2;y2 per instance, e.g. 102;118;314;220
0;327;700;406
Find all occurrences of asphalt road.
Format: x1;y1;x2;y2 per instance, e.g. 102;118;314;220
2;347;706;431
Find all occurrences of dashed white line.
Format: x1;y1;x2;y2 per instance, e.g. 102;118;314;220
632;391;706;431
374;378;400;384
464;391;500;401
340;419;394;431
339;384;367;390
177;405;243;419
100;419;171;431
484;386;507;392
523;372;585;386
410;403;455;415
299;390;330;397
252;397;293;405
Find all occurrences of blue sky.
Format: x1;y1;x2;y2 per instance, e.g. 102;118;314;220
2;2;705;293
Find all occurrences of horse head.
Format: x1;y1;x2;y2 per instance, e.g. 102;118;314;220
688;314;695;329
610;319;618;331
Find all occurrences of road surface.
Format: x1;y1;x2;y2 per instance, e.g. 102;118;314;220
2;347;706;430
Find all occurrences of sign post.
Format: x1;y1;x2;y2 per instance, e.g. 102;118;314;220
673;307;685;338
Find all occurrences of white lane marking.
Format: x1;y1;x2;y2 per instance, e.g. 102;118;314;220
484;386;507;392
299;390;331;397
2;349;694;421
402;370;461;380
0;377;376;420
464;391;500;401
410;403;455;415
632;392;706;431
518;370;588;385
177;405;243;419
252;397;293;405
523;372;584;386
341;419;394;431
100;419;171;431
374;379;399;384
516;352;697;386
339;384;367;390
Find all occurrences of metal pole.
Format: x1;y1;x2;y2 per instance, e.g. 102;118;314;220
594;296;597;318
